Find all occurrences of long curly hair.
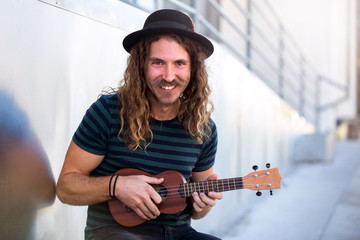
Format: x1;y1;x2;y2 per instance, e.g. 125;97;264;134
117;34;214;150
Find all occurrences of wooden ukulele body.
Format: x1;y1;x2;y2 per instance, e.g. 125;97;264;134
108;168;187;227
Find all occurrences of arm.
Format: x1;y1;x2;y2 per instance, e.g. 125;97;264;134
190;167;223;220
56;140;163;220
56;140;109;205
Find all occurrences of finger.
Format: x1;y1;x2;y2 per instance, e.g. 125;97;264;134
150;188;163;205
136;190;161;219
127;193;159;220
199;193;217;207
134;201;159;220
192;201;203;212
144;198;161;218
144;176;164;185
192;192;207;209
133;205;150;221
138;176;163;207
206;174;218;181
191;193;203;213
199;174;218;182
207;191;223;200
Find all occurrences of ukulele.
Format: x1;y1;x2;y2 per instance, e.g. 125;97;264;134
108;165;281;227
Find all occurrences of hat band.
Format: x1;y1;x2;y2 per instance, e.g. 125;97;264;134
144;21;194;32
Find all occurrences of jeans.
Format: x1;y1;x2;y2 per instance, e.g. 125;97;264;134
91;224;221;240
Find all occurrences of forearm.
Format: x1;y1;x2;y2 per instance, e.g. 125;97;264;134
56;172;111;205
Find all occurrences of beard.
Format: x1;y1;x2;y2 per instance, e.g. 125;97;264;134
150;79;187;107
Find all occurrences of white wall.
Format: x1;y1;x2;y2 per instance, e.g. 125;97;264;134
0;0;135;239
0;0;314;238
193;42;314;234
271;0;358;131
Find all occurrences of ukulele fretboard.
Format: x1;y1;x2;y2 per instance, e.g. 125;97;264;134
179;177;244;198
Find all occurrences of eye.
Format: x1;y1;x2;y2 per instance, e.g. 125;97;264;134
152;60;162;65
150;58;166;66
176;61;186;66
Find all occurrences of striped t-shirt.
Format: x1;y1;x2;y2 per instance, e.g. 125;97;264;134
72;94;218;239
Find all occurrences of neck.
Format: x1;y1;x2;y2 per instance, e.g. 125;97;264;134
151;102;180;121
179;177;244;198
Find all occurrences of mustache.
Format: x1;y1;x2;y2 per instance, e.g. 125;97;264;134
152;79;186;88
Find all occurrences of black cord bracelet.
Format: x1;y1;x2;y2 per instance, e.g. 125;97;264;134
112;175;120;198
109;175;116;198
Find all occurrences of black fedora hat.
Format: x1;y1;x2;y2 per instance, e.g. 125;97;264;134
123;9;214;58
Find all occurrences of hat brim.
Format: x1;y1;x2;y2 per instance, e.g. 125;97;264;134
123;28;214;58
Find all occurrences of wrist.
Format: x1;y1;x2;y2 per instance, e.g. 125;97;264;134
109;174;120;198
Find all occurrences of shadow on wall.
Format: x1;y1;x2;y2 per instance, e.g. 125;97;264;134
0;89;56;239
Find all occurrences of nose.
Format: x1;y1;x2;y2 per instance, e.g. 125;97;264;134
163;64;175;82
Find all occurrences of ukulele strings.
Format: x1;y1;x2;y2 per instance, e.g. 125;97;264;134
156;174;270;194
156;174;271;199
155;174;270;193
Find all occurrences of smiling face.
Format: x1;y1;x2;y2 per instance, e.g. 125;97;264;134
145;36;191;113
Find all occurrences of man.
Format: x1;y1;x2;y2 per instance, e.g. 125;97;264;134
57;9;222;240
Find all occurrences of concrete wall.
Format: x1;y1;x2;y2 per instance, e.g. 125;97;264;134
194;44;314;234
271;0;358;131
220;0;358;132
0;0;314;238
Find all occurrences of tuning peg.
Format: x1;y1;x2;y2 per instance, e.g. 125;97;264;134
256;191;262;197
266;163;271;169
252;165;258;171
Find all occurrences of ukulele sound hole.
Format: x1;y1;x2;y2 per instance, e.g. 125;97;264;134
153;184;168;201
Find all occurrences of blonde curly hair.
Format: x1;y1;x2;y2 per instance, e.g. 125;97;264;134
117;34;214;150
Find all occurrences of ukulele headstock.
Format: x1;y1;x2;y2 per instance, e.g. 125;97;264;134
243;164;281;196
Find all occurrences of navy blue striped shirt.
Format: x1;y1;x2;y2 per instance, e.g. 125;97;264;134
73;94;217;239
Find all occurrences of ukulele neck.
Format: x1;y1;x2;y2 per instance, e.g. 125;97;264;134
179;177;243;198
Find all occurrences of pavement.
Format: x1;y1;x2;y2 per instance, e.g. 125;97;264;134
221;139;360;240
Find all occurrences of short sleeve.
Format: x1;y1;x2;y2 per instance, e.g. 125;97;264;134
72;96;112;155
193;119;218;172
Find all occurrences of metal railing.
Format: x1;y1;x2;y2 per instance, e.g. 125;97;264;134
37;0;349;129
119;0;349;129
